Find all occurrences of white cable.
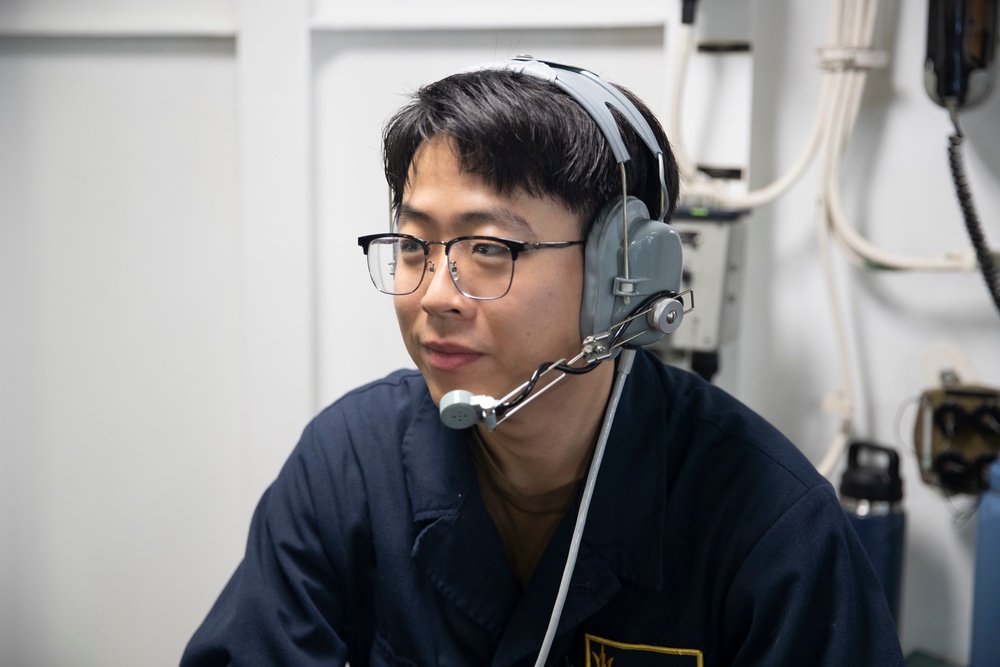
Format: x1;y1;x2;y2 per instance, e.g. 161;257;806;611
670;0;980;274
675;0;842;210
813;0;867;477
809;0;859;477
715;75;833;210
815;141;857;476
822;0;977;272
819;0;977;272
668;23;705;185
824;82;975;269
533;348;636;667
714;0;846;210
824;16;874;247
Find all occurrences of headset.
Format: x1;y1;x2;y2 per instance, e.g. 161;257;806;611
438;56;689;431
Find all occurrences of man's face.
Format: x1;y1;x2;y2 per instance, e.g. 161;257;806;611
393;138;587;408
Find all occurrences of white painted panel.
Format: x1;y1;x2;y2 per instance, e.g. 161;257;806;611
668;1;754;184
0;0;236;36
310;0;670;30
311;28;673;408
234;0;315;516
0;36;243;666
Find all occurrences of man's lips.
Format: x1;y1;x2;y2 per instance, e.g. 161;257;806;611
421;341;483;371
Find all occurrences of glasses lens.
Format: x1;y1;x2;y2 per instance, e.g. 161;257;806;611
449;238;514;299
366;236;426;295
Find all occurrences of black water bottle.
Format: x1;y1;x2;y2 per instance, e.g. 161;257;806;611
838;441;906;625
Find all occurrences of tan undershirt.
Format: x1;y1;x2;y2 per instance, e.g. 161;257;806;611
469;428;581;589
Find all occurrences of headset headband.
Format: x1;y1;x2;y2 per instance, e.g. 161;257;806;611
458;56;670;221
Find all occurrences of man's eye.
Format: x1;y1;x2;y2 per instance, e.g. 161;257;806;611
470;242;507;258
398;240;422;254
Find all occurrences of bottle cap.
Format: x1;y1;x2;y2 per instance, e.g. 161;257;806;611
839;441;904;503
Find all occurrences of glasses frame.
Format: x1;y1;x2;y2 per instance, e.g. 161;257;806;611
357;232;585;300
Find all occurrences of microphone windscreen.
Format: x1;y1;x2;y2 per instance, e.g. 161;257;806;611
439;390;480;429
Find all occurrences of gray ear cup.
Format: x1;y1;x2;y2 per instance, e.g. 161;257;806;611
580;198;630;344
580;197;683;352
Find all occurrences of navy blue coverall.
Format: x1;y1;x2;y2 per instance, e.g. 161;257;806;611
182;349;905;666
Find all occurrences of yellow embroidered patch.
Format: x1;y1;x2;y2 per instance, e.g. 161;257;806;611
584;634;704;667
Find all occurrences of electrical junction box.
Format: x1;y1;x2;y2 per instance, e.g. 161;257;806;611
652;214;746;354
913;383;1000;495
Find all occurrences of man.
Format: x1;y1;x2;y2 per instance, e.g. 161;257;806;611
182;59;905;666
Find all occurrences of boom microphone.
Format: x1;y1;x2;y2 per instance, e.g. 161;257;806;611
438;291;690;430
439;391;498;430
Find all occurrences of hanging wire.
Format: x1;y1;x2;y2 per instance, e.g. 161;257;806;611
945;107;1000;317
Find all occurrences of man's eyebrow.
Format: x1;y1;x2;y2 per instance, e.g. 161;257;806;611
397;203;430;223
458;209;534;235
398;203;534;236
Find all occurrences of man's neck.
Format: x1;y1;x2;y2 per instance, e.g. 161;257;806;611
474;361;617;496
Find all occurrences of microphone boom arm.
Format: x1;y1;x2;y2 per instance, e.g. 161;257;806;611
437;290;692;430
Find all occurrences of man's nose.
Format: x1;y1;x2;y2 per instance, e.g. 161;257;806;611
420;247;464;304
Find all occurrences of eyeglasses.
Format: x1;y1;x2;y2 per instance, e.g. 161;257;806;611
357;233;585;300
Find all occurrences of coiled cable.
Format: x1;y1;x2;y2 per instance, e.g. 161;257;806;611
947;110;1000;317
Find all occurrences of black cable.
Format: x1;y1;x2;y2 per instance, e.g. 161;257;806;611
553;361;602;375
947;113;1000;317
499;362;555;415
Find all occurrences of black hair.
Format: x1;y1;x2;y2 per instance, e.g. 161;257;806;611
382;67;679;236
